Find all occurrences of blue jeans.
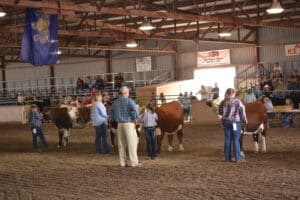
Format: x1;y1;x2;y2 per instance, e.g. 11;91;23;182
95;124;110;154
223;120;242;161
144;127;157;159
32;127;48;149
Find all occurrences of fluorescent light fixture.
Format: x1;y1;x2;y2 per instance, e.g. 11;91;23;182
218;32;232;37
126;40;138;48
266;0;284;14
139;19;154;31
0;8;6;17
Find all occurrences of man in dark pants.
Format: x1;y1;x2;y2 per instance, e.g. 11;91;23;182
29;104;48;151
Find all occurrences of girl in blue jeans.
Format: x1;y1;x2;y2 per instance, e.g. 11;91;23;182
140;104;158;160
91;93;110;154
222;88;247;162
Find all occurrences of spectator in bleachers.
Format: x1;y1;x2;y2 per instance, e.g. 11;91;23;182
273;62;282;73
272;78;286;105
254;85;264;99
257;64;267;78
76;78;84;92
243;88;256;103
263;85;272;97
95;76;105;91
281;97;295;128
64;95;72;105
159;92;167;105
114;73;124;89
70;96;81;107
84;76;92;90
287;69;300;90
17;93;24;104
262;96;274;119
82;93;92;106
263;76;273;91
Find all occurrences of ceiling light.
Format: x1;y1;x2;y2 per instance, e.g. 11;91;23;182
266;0;284;14
57;50;62;55
0;8;7;17
218;32;232;37
139;19;154;31
126;40;138;48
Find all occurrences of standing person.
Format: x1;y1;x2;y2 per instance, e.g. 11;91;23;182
91;92;110;154
114;72;124;89
222;88;247;162
28;104;48;151
139;104;158;160
180;92;191;121
212;83;220;100
109;86;141;167
159;92;167;105
197;85;208;101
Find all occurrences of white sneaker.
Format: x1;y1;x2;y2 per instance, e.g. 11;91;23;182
131;163;143;168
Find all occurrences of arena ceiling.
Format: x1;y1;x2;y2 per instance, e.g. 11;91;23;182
0;0;299;60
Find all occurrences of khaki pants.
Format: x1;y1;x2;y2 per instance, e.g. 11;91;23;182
117;123;139;167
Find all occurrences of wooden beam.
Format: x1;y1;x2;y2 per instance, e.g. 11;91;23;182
0;0;299;29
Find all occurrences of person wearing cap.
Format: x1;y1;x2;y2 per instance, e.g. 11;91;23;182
109;86;141;167
28;104;48;151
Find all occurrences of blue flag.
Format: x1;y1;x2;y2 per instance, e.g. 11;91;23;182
21;8;58;66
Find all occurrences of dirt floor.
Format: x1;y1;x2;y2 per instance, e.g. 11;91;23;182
0;122;299;200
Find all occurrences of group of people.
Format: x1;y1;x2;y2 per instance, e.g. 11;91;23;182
256;63;299;94
28;86;159;167
76;73;125;93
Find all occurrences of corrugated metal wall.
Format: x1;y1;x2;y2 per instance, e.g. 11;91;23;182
259;27;300;72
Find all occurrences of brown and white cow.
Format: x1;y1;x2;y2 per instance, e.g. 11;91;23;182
48;105;91;148
155;101;184;153
241;99;268;154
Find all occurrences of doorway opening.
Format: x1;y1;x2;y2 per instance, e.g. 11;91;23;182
193;66;236;99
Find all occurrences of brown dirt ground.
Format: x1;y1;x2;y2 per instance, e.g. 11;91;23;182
0;122;299;200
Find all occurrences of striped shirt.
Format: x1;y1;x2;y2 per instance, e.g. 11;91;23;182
29;109;42;128
223;98;247;124
109;96;139;123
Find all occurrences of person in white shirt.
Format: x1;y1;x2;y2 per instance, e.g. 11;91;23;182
139;104;158;160
243;88;256;103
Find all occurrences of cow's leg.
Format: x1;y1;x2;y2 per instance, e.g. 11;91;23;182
261;124;267;153
167;134;174;152
110;128;116;147
58;129;63;148
239;133;245;158
63;129;70;148
157;132;165;154
177;129;184;151
253;133;259;153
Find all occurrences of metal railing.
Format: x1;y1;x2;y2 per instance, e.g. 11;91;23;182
0;69;172;97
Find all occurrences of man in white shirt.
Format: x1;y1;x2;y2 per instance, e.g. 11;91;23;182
243;89;256;104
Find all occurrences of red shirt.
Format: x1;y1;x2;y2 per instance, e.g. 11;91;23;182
82;98;92;106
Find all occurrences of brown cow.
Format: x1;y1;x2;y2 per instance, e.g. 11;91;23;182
241;99;268;154
48;105;91;148
155;101;184;153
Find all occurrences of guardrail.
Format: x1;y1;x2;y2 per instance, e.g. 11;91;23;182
0;69;172;97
